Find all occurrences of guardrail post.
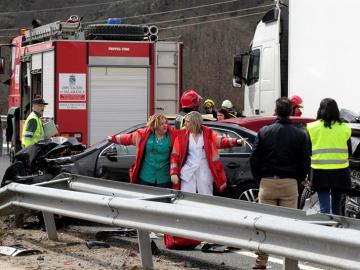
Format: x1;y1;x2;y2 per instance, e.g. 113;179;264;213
283;258;298;270
42;211;58;241
0;119;3;156
137;229;154;270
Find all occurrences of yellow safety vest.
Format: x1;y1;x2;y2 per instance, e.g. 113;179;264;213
307;120;351;169
22;112;44;148
175;112;186;129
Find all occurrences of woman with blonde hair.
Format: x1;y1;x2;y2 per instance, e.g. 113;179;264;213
108;113;177;187
170;111;245;195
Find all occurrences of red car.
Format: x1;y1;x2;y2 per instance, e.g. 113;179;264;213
220;116;315;132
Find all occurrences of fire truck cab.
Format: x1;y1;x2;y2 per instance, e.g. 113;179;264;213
1;16;183;157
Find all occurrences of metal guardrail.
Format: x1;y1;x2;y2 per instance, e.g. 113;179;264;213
0;114;6;156
0;174;360;270
40;174;360;230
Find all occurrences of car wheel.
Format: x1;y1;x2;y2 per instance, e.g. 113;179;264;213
234;182;259;202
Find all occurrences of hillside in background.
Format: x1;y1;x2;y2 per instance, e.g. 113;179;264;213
0;0;273;114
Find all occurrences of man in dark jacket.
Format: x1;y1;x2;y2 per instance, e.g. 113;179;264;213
249;97;310;270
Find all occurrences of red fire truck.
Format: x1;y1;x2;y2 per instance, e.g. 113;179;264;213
1;16;183;156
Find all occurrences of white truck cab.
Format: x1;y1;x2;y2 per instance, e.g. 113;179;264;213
234;0;360;117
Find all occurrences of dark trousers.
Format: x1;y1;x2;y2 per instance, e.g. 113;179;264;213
140;179;171;188
317;188;344;215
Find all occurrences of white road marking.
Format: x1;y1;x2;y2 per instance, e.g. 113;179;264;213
235;250;324;270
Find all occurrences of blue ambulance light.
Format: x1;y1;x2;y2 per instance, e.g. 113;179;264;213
107;18;122;25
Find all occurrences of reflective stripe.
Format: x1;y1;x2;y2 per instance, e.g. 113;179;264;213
170;163;178;169
229;139;236;147
116;135;121;144
212;153;220;161
216;137;222;148
135;136;140;146
131;135;136;145
172;149;179;155
312;148;348;155
33;135;44;140
311;159;349;165
24;131;34;136
219;182;227;191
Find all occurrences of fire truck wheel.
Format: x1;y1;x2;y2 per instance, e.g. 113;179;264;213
84;24;145;40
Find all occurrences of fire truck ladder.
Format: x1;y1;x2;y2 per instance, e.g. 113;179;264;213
24;19;82;44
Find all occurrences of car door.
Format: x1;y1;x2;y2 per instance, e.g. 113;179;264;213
95;143;136;182
212;127;254;190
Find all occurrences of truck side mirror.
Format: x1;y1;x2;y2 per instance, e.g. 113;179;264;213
0;57;5;74
232;55;244;87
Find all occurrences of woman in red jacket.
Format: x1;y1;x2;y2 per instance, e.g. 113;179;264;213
170;111;245;195
109;113;177;187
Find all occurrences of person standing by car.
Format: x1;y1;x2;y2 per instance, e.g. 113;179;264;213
21;98;48;148
221;99;241;118
175;89;202;129
307;98;352;215
249;97;310;270
170;111;245;195
108;113;177;188
290;95;303;116
203;98;217;119
216;108;230;121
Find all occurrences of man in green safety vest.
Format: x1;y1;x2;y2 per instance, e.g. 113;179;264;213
21;98;48;148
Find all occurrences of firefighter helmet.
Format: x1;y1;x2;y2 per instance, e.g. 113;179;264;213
221;99;233;109
181;89;202;109
204;99;215;107
290;95;303;108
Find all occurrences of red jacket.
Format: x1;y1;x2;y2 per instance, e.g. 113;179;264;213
170;125;237;192
110;126;178;183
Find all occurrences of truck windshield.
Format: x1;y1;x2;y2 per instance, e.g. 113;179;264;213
247;49;260;86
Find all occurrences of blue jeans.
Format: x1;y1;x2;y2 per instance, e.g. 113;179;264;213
317;189;344;215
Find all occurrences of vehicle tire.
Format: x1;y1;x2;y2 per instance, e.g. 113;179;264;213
233;182;259;202
1;161;27;187
84;24;146;40
299;187;314;209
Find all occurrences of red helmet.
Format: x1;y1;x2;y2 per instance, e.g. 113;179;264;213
290;95;303;108
181;89;202;109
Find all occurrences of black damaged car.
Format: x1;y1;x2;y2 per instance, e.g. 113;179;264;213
2;121;259;201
